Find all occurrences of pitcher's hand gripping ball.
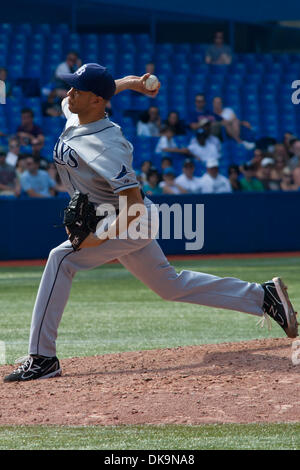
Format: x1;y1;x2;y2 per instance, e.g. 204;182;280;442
145;74;159;91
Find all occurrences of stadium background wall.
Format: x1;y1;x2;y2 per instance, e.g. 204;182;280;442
0;191;299;260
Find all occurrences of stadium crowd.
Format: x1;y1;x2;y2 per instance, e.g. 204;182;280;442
1;34;300;198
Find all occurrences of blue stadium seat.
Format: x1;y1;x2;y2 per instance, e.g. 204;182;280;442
275;54;290;65
0;54;7;66
192;43;207;54
155;62;172;75
15;23;32;35
25;64;41;78
84;52;99;63
155;43;173;55
33;24;51;35
30;37;45;54
52;24;70;35
192;64;209;75
284;65;299;77
266;63;282;74
247;73;262;84
258;53;273;65
113;93;132;111
175;43;191;54
0;24;12;35
239;53;256;66
8;64;24;79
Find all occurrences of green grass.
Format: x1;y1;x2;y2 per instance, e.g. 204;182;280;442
0;423;299;450
0;256;299;450
0;256;300;363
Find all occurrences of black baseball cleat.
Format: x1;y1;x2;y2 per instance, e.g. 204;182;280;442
3;355;61;383
261;277;298;338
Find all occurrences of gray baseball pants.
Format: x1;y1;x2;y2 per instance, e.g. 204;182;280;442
28;230;265;357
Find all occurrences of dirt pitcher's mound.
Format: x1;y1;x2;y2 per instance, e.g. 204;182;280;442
0;338;299;425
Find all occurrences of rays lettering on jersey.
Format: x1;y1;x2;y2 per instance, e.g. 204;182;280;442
53;140;79;168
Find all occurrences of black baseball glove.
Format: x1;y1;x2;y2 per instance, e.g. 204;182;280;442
63;191;102;251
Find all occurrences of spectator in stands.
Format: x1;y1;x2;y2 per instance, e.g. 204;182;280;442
42;89;63;117
0;149;19;196
212;96;255;150
189;94;218;131
47;162;68;194
270;154;287;183
145;62;155;75
140;160;152;184
239;162;264;192
134;170;144;187
175;158;201;193
248;148;265;172
17;108;45;152
292;158;300;188
205;31;233;65
143;167;162;196
282;167;299;191
137;106;161;137
155;126;178;154
283;132;297;158
187;120;221;164
155;126;190;157
228;164;242;192
105;100;113;118
257;158;281;191
198;160;232;194
288;139;300;170
0;67;12;98
160;157;173;172
54;51;82;96
159;167;186;195
273;143;289;163
20;156;57;198
0;79;4;105
163;111;187;135
5;137;21;168
15;155;28;178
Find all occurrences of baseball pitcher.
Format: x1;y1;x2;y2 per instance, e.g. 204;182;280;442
4;64;298;382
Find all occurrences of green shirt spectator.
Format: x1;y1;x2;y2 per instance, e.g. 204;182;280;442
240;163;265;192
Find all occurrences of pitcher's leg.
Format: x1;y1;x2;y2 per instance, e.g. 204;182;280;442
119;240;264;316
29;237;153;357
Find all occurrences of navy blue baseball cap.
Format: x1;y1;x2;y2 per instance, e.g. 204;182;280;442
60;63;116;100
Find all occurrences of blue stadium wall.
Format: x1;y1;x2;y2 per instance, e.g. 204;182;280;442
1;192;299;260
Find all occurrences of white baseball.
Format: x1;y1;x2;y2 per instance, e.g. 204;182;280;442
145;74;159;91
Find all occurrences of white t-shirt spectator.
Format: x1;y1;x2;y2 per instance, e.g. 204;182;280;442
155;135;178;153
175;174;202;193
137;121;160;137
220;108;236;121
188;135;221;163
198;172;232;194
5;151;18;167
55;62;77;80
159;181;181;194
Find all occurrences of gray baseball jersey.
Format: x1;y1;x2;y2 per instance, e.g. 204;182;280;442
54;98;139;208
28;97;265;358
